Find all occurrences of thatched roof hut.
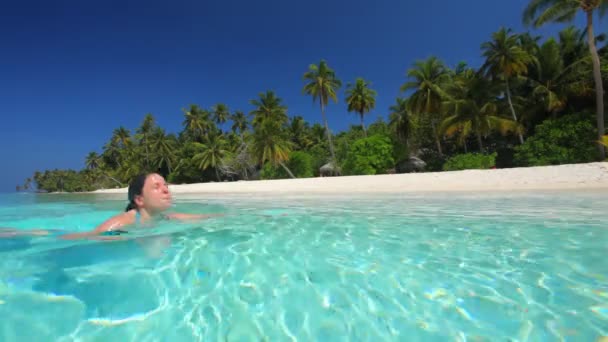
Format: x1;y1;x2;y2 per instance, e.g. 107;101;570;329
319;162;340;176
396;156;426;173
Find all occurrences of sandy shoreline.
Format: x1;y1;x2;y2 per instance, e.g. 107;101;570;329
90;162;608;195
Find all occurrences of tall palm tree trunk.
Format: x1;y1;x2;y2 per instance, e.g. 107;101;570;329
360;112;367;137
586;10;605;160
102;173;124;187
279;161;296;179
145;142;150;170
431;120;443;156
505;78;524;144
477;132;484;152
215;168;221;182
321;102;338;167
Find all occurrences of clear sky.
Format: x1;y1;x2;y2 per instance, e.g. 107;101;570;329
0;0;594;192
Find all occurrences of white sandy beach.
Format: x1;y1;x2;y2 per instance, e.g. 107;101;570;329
92;162;608;194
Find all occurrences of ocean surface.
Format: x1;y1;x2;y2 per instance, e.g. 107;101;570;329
0;191;606;341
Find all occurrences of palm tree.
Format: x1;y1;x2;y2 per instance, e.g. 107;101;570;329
99;127;131;170
250;91;289;128
85;152;101;170
527;37;590;120
212;103;230;127
441;69;521;151
192;133;229;181
558;26;589;66
112;127;132;148
303;60;342;166
345;78;377;137
389;97;414;150
530;38;570;117
230;110;249;142
224;132;241;151
252;122;295;178
523;0;607;159
136;113;156;169
481;27;536;144
116;149;142;184
289;116;313;150
250;91;296;178
518;32;542;56
150;128;177;174
401;56;450;156
310;123;326;145
182;105;212;142
102;138;122;169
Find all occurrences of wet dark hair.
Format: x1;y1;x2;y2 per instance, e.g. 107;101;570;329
125;173;150;212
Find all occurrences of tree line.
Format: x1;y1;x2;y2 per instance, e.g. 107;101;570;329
23;1;608;192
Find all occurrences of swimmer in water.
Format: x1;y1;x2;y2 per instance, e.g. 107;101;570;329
0;173;221;240
61;172;220;240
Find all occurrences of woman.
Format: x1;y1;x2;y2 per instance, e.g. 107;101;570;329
61;173;220;239
0;173;220;240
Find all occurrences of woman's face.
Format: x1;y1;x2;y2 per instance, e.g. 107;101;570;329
136;173;172;212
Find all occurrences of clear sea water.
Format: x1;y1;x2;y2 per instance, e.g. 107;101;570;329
0;190;607;341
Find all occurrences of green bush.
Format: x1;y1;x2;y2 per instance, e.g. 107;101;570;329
514;113;596;166
443;153;497;171
342;135;395;175
334;130;365;163
260;163;280;180
286;151;314;178
367;117;390;137
260;151;314;179
306;143;330;176
168;142;211;184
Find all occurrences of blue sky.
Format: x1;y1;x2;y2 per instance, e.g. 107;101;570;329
0;0;595;192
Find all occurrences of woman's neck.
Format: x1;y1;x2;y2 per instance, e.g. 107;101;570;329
136;208;163;224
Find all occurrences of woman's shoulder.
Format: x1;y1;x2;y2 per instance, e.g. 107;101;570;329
95;210;137;233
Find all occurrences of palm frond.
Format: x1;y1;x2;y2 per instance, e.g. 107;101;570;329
488;116;522;136
533;1;578;27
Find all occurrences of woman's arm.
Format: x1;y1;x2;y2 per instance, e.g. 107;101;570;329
0;228;54;238
165;213;224;221
60;212;134;240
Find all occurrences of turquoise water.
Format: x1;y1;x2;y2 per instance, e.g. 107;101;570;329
0;191;607;341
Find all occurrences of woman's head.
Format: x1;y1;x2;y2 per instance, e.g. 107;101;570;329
125;173;172;213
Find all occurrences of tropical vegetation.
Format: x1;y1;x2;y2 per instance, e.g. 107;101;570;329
22;3;607;192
